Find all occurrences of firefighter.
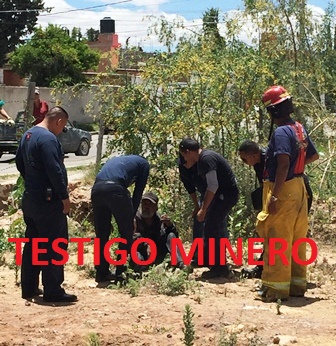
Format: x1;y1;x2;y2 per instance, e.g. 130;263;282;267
256;85;319;302
238;140;314;279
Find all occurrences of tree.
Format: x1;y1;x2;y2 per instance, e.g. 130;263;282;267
71;27;82;42
202;8;225;48
0;0;45;66
86;28;99;42
9;24;100;87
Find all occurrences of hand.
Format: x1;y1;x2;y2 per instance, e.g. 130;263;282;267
146;244;151;257
62;198;70;215
6;119;15;125
160;214;172;227
192;205;200;217
197;208;207;222
267;199;278;215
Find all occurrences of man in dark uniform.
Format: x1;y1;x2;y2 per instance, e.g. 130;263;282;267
133;191;184;271
178;154;207;263
91;155;150;282
179;138;239;279
16;106;77;302
238;140;314;279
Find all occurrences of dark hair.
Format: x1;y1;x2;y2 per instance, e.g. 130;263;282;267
238;140;260;154
179;138;200;152
46;106;69;119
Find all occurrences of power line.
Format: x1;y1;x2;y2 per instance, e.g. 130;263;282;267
0;1;133;15
39;0;133;17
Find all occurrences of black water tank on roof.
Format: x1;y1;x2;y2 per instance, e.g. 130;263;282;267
100;17;115;34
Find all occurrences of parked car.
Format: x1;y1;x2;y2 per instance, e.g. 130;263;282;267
0;112;92;158
58;120;92;156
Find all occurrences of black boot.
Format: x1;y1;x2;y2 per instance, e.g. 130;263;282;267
241;266;263;279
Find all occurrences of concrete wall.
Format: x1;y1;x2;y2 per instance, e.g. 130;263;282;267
0;86;98;123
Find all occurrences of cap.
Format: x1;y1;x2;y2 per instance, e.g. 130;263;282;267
141;191;159;205
35;87;40;94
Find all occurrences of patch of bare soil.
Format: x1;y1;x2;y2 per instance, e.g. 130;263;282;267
0;181;336;346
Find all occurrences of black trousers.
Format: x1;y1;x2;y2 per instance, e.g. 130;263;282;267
21;191;68;299
91;181;134;278
203;190;239;270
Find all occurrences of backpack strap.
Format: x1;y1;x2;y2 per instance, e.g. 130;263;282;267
289;121;306;175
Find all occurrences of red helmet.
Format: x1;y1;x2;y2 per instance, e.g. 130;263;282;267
262;85;291;108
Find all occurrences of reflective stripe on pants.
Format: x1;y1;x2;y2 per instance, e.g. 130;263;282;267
256;177;308;298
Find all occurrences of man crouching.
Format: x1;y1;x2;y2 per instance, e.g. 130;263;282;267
133;192;185;271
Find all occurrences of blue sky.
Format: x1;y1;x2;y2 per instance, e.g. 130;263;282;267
39;0;331;51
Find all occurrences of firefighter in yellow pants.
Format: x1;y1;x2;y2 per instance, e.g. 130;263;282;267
256;178;308;301
256;85;319;302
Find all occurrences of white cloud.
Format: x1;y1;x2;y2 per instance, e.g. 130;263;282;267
37;1;326;51
38;0;193;50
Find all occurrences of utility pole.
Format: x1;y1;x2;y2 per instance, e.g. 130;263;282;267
25;82;35;131
95;105;105;173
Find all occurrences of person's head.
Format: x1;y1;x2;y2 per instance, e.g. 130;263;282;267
43;106;69;135
140;192;159;219
179;138;200;168
262;85;294;124
34;87;40;103
238;140;261;166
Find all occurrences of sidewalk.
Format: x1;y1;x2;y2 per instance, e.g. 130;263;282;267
0;169;86;185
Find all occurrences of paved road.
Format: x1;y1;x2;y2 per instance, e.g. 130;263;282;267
0;134;108;177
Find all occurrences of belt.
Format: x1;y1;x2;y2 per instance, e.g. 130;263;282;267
95;179;121;185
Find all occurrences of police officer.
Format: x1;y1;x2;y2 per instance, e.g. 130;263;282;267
16;106;77;302
91;155;150;282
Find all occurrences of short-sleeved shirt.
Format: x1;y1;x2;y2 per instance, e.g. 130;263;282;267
15;126;68;200
197;149;238;195
96;155;150;213
33;100;49;125
265;122;318;182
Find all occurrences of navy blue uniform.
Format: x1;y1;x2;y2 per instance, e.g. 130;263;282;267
16;126;69;300
91;155;150;280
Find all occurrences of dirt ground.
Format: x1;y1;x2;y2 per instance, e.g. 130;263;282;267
0;179;336;346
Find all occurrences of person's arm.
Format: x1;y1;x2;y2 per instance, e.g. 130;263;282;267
0;107;11;120
132;162;150;213
305;133;319;165
15;139;26;179
197;170;218;222
189;192;200;216
40;138;69;213
305;152;319;165
268;154;290;214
